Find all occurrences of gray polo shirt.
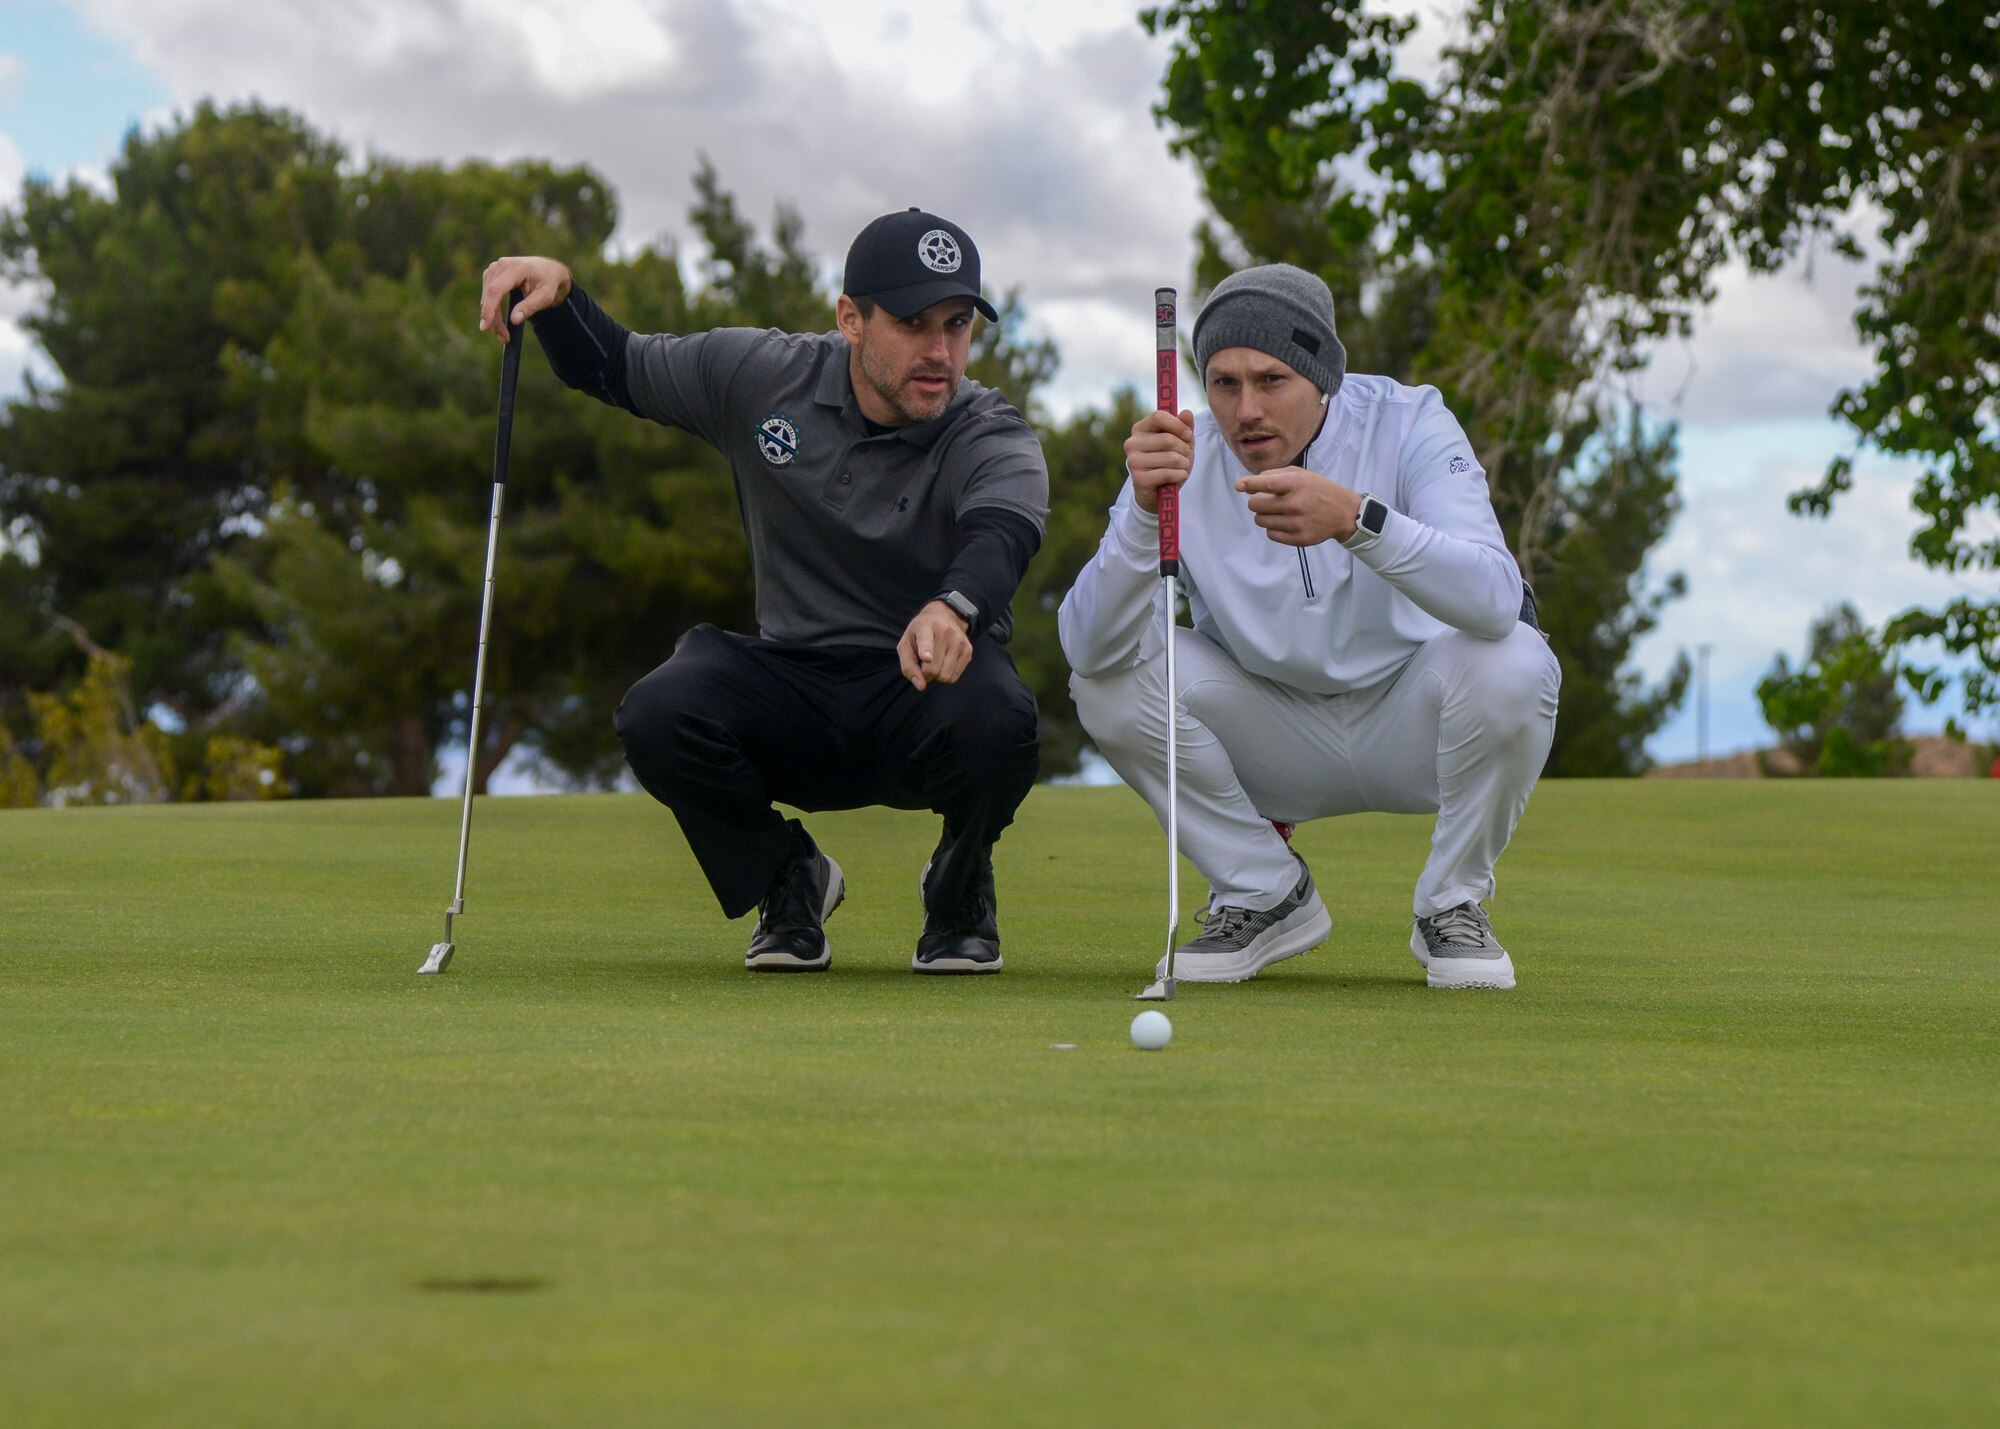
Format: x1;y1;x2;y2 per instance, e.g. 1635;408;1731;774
622;327;1049;648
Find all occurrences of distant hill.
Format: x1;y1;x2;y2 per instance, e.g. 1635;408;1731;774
1648;734;1995;779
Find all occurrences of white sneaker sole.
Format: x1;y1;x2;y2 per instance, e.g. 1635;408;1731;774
1409;926;1515;989
914;859;1002;974
1165;895;1332;984
910;951;1003;974
745;857;845;972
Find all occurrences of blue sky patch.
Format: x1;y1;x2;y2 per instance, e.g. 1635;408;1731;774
1;0;168;180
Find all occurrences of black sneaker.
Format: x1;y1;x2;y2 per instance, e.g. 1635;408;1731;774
912;852;1002;974
745;822;845;972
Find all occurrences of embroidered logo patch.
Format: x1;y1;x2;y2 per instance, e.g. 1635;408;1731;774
1448;455;1472;475
917;229;962;273
755;414;800;467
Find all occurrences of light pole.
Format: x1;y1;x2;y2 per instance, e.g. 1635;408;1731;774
1696;644;1712;764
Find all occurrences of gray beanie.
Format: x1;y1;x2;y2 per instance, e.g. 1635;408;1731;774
1191;263;1346;397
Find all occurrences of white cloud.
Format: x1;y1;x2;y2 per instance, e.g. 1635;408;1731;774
1381;0;1462;82
1634;421;1986;758
1627;240;1878;426
60;0;1202;416
473;0;681;98
0;129;22;197
0;133;34;401
0;318;32;404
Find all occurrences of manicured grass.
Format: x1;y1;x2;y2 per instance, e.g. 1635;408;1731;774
2;782;1996;1426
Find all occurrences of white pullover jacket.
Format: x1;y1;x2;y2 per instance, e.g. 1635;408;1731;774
1060;374;1523;695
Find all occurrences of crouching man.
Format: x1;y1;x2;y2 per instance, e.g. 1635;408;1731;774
482;210;1047;974
1058;265;1559;989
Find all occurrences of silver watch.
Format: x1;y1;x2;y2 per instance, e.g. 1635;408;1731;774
1355;495;1388;537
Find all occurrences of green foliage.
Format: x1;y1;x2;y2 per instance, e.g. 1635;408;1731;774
0;632;290;806
1015;389;1150;772
188;734;288;802
0;103;343;750
1533;416;1690;775
1758;603;1912;778
1361;1;1997;717
19;648;175;806
0;102;628;793
0;727;38;808
1143;0;1690;774
2;106;1086;790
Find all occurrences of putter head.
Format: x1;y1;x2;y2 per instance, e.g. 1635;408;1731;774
419;941;455;975
1134;975;1175;1002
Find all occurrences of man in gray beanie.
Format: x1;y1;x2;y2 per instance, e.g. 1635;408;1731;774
1059;264;1560;990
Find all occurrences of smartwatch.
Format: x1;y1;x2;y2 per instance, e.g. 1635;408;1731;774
1354;495;1388;538
936;590;980;629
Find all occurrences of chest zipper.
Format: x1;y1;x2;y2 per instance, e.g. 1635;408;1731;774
1296;548;1316;600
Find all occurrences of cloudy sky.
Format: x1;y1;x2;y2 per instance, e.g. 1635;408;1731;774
2;0;1987;763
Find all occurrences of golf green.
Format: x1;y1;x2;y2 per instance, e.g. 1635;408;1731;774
3;782;1996;1426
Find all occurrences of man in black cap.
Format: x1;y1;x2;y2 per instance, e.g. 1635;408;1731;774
479;209;1047;974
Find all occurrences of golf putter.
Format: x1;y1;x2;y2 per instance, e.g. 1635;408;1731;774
1136;287;1181;1003
421;290;524;975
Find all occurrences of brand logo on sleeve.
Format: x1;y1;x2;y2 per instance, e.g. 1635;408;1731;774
755;414;800;467
1448;455;1472;475
917;230;962;273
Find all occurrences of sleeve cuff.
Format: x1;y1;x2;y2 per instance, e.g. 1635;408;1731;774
1341;502;1413;565
1114;492;1161;555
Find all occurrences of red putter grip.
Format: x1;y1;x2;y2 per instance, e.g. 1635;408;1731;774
1154;288;1180;571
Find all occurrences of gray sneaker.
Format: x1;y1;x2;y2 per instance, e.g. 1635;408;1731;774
1159;856;1331;984
1411;902;1516;989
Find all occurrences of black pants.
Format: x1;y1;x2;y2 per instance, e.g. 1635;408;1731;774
615;624;1041;919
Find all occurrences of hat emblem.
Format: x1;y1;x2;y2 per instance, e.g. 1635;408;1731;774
917;229;962;273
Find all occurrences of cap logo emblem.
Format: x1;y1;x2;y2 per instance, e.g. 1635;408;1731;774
917;229;962;273
755;413;800;467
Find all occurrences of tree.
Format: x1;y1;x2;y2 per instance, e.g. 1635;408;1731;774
1142;0;1690;773
1;104;346;754
211;225;738;796
3;107;1092;793
1174;1;2000;726
0;103;622;792
1015;389;1151;773
1759;603;1911;777
224;164;1077;794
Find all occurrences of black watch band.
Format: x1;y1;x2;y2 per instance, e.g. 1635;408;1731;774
937;590;979;628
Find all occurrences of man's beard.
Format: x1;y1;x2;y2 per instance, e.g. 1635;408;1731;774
859;341;958;424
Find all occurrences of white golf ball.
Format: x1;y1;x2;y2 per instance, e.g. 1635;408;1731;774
1130;1010;1172;1051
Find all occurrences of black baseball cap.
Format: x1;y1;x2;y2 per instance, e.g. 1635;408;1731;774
842;208;999;321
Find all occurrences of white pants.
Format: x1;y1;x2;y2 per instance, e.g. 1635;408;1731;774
1070;624;1561;917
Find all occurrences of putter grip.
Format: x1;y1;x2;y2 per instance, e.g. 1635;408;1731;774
1154;287;1180;573
493;289;524;487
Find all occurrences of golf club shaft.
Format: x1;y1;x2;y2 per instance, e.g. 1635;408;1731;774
1156;288;1180;977
446;296;524;921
